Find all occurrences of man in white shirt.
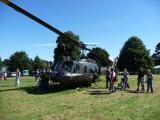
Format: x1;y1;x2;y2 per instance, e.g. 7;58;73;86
15;69;21;86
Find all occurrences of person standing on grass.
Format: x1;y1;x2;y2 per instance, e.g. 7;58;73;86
39;68;49;90
15;69;21;86
123;68;129;89
106;68;110;88
35;69;40;82
4;72;7;80
109;68;116;93
146;69;153;93
137;67;145;92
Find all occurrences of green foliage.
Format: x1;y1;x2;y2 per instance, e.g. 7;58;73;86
4;53;49;72
87;47;112;66
54;31;81;65
117;36;154;72
33;56;47;70
0;57;3;70
6;51;32;71
152;42;160;65
3;59;9;66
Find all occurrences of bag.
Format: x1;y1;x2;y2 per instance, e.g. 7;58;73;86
113;76;117;83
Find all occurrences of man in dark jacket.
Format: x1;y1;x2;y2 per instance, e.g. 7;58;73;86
137;67;145;92
39;69;49;90
106;68;110;88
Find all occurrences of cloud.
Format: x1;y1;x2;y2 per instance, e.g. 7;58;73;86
32;43;57;47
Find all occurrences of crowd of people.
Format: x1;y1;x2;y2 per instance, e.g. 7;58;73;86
106;67;153;93
2;66;154;94
34;68;51;89
14;68;51;89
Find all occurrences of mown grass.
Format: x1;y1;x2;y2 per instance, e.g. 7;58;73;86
0;75;160;120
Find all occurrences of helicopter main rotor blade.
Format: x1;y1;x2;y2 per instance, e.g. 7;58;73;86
0;0;102;60
0;0;87;49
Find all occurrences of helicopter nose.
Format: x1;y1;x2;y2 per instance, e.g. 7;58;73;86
64;72;71;76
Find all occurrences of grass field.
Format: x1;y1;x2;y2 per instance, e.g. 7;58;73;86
0;75;160;120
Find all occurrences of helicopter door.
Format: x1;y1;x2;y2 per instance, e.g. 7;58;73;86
84;66;88;74
83;65;91;81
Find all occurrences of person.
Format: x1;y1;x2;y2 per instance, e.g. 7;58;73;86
106;68;110;88
4;72;7;80
15;69;21;86
123;68;129;88
117;78;126;89
109;68;116;93
35;69;40;82
146;69;153;93
39;68;50;90
136;67;145;92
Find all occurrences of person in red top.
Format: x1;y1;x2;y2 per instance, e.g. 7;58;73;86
109;68;116;93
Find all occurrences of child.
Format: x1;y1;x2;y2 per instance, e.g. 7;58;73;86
117;78;125;89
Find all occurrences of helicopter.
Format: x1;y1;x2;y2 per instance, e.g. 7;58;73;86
0;0;100;87
50;57;99;86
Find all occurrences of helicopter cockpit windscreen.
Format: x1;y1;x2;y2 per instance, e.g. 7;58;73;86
60;61;73;72
54;61;63;72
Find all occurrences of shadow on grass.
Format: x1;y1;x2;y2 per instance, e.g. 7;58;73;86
0;87;26;92
86;89;111;95
124;89;146;94
24;85;78;95
0;85;78;95
0;85;15;87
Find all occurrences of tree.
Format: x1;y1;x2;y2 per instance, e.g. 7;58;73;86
117;36;154;72
7;51;32;71
152;42;160;65
33;56;47;70
87;47;112;66
0;57;3;70
53;31;81;65
3;59;9;66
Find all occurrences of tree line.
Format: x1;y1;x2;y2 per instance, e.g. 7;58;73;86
54;31;159;72
0;53;52;72
0;31;159;73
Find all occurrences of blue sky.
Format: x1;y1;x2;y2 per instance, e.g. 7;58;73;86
0;0;160;61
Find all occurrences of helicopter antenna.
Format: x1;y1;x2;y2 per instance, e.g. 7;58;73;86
81;43;96;57
112;57;118;69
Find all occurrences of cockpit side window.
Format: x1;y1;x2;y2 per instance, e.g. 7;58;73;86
61;61;73;72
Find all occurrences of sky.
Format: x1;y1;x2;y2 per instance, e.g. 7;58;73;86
0;0;160;61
